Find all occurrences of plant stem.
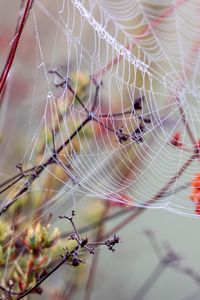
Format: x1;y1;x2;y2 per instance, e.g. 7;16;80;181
91;0;187;82
132;262;165;300
0;0;34;96
83;203;109;300
102;153;196;238
15;253;71;300
0;117;91;215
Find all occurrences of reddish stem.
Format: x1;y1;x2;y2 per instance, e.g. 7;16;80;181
83;203;110;300
103;153;196;238
0;0;34;96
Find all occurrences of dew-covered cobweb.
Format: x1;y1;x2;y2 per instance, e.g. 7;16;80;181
1;0;200;218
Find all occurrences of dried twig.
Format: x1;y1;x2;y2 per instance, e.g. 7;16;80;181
15;211;120;300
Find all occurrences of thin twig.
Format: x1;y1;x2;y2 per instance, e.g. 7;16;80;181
83;203;110;300
15;253;72;300
102;153;196;238
0;117;90;215
15;211;119;300
0;83;150;215
132;262;165;300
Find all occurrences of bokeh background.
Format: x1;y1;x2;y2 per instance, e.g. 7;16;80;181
1;1;200;300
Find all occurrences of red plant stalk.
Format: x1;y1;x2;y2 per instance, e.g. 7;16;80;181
103;153;196;238
0;0;34;96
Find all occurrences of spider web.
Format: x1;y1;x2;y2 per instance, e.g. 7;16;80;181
1;0;200;219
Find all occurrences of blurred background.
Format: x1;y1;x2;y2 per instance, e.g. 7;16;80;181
1;1;200;299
